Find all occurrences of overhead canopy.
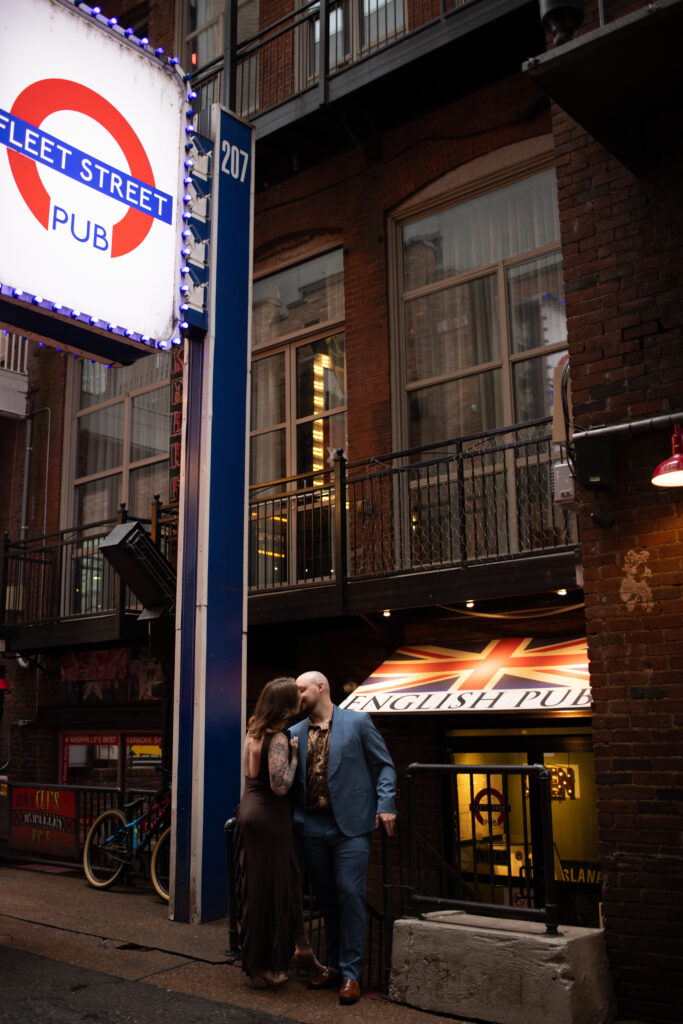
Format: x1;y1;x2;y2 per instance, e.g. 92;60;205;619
340;638;590;715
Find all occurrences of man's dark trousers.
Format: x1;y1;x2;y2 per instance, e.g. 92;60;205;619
303;810;372;983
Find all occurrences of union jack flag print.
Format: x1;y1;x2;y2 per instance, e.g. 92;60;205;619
341;638;590;714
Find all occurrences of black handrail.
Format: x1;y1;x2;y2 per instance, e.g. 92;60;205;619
404;763;559;934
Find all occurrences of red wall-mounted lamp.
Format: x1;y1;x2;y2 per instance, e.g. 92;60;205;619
651;424;683;487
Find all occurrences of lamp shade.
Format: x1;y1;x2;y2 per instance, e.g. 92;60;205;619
651;424;683;487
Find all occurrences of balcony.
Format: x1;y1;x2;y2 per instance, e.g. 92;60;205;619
197;0;544;184
0;503;178;653
0;333;28;419
248;418;579;623
1;423;579;645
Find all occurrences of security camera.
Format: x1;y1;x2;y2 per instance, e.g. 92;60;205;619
538;0;584;45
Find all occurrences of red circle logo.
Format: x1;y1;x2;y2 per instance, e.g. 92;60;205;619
473;787;508;827
9;78;156;258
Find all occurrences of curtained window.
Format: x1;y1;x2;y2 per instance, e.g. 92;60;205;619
72;353;171;525
399;168;566;449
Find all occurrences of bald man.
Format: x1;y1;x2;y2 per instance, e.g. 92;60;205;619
289;671;396;1005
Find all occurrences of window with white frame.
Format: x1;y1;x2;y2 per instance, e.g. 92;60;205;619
72;353;171;526
250;249;346;586
397;167;566;450
391;161;570;563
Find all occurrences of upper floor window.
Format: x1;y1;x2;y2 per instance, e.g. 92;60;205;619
250;250;346;587
252;248;345;351
396;168;566;449
185;0;224;73
251;249;346;487
72;353;171;525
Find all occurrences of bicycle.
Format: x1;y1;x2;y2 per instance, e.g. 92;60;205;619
83;786;171;902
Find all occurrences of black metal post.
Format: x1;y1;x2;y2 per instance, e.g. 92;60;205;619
536;767;559;934
224;817;241;956
381;827;394;989
456;438;468;564
223;0;238;112
405;767;418;916
0;532;9;626
319;0;329;105
333;450;347;614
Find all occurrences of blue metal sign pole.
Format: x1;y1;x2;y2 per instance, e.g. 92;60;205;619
172;106;253;922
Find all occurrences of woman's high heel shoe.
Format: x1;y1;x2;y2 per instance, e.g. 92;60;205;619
290;950;325;976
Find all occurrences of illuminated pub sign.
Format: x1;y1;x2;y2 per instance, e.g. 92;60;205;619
61;732;163;784
341;639;591;714
10;785;78;859
0;0;189;359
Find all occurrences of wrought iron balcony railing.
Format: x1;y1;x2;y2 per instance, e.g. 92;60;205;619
249;418;579;593
0;500;178;630
195;0;472;121
1;423;577;633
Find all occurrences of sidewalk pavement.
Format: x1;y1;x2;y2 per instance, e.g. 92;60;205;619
0;863;472;1024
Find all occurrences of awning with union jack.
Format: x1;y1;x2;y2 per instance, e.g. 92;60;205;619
340;638;591;715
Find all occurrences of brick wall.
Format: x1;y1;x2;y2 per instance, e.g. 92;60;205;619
0;344;66;786
553;77;683;1024
254;71;552;463
103;1;175;52
0;417;25;542
24;346;67;539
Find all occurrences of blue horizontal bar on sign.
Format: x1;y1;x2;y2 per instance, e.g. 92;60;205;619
0;109;173;224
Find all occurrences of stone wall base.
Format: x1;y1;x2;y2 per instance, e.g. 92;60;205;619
389;913;616;1024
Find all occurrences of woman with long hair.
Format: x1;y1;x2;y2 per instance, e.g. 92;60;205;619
237;676;323;986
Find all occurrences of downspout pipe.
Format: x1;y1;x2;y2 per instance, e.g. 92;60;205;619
19;406;52;541
20;416;33;542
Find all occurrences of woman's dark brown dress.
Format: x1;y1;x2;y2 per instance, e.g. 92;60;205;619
236;731;302;977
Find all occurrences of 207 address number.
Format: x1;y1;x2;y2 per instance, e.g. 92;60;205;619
221;140;249;183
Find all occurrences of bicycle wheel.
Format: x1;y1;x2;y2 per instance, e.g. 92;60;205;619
151;826;171;902
83;809;130;889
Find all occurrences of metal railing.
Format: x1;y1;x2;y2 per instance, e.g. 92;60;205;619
224;813;390;992
1;423;577;628
249;418;578;592
0;497;177;630
224;760;561;993
1;516;145;627
0;333;28;375
6;784;158;866
193;0;470;121
404;762;560;933
248;466;338;590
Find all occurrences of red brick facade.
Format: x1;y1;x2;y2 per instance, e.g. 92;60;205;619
554;96;683;1021
254;73;552;463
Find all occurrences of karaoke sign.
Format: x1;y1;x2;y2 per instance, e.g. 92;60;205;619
0;0;186;343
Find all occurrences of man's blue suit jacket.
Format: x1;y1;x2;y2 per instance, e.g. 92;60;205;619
289;706;397;837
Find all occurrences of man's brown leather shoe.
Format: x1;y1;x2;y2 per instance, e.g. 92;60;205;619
307;967;341;990
339;979;361;1004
